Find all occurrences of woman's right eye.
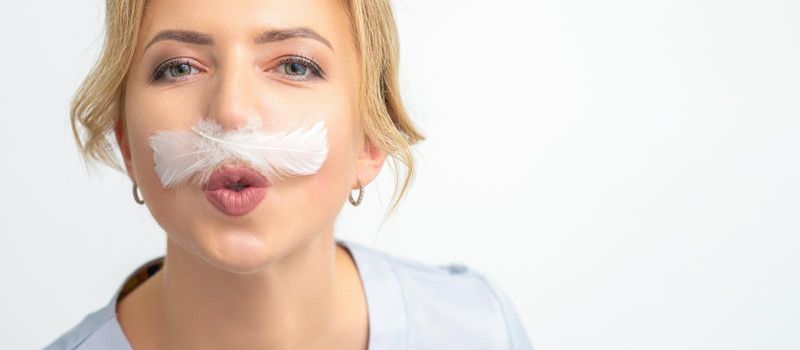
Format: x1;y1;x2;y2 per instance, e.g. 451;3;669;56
152;59;200;82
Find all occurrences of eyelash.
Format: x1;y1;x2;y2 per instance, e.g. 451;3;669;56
151;58;196;82
277;56;325;80
150;55;325;82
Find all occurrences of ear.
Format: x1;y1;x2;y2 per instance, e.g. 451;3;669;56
113;115;137;183
354;137;387;189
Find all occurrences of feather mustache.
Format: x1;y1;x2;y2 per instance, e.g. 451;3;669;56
148;117;329;189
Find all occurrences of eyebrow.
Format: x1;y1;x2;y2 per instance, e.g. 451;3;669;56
144;27;334;52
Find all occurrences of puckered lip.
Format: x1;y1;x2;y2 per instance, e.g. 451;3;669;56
201;166;270;192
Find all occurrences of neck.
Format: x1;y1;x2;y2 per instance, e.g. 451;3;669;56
119;229;368;350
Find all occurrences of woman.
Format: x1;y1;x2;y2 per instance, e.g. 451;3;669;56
46;0;533;349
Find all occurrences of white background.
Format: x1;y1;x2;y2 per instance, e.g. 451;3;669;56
1;0;798;349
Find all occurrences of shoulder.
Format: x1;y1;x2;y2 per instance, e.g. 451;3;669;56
45;257;162;349
341;239;534;350
43;297;131;350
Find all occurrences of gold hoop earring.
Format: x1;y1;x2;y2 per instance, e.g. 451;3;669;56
132;183;145;205
349;179;364;206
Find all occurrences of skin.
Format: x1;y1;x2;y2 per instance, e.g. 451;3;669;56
112;0;387;348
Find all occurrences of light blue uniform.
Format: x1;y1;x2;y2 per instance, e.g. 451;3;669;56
44;239;534;349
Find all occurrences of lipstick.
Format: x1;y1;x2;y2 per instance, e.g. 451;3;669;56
202;166;269;216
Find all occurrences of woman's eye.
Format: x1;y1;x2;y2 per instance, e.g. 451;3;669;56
276;57;324;81
152;60;200;82
284;62;308;76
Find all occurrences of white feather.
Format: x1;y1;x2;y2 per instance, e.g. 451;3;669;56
148;118;329;189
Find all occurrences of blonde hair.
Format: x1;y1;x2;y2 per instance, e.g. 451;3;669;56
71;0;425;218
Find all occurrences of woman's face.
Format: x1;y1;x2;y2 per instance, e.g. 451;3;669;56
116;0;384;273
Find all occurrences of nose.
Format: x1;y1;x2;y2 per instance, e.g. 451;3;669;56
206;53;266;131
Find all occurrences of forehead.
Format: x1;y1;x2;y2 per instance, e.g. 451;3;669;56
137;0;352;50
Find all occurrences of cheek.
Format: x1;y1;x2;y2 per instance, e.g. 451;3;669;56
271;80;362;219
284;106;359;224
124;86;197;185
122;90;204;235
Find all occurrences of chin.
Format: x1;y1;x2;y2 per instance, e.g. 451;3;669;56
190;226;289;274
210;236;275;274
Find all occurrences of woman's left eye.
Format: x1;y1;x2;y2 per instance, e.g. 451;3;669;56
276;56;324;81
152;59;200;82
